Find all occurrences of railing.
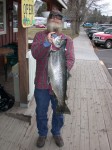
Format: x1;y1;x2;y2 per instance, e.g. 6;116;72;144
26;50;36;101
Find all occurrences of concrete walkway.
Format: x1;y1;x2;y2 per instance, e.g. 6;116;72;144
0;28;112;150
75;29;99;61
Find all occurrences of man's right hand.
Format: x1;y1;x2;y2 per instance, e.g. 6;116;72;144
47;32;56;44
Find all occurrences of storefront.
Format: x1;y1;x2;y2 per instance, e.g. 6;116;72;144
0;0;67;112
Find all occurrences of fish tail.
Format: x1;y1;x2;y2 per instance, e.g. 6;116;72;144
67;71;71;79
65;94;68;100
56;103;71;115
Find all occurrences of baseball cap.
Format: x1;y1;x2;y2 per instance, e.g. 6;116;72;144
48;11;63;20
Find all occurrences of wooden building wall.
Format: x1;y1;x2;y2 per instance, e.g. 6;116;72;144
0;0;18;47
0;0;65;47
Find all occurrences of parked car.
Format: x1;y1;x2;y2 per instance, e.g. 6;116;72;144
67;22;71;28
83;23;93;28
93;28;112;48
35;24;46;28
88;26;108;39
34;17;47;26
98;24;112;27
86;27;98;35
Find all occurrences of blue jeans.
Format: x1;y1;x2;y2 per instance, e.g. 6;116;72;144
34;89;64;136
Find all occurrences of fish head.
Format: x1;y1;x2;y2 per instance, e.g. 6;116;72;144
52;36;67;48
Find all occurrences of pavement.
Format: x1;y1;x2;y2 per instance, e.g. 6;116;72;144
74;27;112;86
74;29;99;61
0;27;112;150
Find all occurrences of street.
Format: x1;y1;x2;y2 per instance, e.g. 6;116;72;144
92;43;112;77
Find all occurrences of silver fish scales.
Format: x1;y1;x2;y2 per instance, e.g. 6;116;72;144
48;36;71;114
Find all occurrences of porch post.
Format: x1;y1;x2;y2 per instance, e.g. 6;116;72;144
18;0;29;107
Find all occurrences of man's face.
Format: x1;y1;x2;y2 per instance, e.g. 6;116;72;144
47;14;63;32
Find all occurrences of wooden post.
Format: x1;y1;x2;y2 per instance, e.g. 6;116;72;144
18;0;29;107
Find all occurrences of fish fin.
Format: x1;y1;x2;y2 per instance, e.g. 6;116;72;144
56;103;71;115
47;77;50;84
65;94;68;100
67;71;71;79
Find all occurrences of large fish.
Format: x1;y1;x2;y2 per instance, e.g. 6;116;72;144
48;35;71;114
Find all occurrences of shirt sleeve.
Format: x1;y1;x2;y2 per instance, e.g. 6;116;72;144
31;32;50;60
43;40;51;47
65;37;75;71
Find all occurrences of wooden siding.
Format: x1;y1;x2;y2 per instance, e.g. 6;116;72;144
0;0;18;47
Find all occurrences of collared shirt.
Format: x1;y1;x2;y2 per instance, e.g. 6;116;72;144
31;30;75;89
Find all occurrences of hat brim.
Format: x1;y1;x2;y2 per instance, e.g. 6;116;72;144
49;11;63;18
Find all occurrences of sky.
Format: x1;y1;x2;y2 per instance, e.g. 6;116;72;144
97;0;112;16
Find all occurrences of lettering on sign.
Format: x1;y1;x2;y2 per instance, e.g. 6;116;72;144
22;0;35;28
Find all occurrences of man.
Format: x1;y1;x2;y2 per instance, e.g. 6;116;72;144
31;10;75;148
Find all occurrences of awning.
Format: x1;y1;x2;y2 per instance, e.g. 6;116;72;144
57;0;67;9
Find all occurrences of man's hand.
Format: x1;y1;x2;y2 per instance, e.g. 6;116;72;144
47;32;56;43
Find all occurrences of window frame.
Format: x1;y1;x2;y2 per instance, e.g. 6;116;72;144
0;0;6;35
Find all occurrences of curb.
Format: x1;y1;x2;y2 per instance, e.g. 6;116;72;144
100;60;112;86
87;31;112;87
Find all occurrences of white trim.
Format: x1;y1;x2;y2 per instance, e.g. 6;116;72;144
0;0;6;35
26;50;36;101
57;0;67;9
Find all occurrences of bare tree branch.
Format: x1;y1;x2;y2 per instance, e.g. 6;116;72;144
63;0;109;35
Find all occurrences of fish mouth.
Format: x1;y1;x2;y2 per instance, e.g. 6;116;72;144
52;36;66;48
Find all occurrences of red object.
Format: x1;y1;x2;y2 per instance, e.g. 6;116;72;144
36;24;46;28
93;30;112;48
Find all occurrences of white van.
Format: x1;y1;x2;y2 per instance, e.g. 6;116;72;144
34;17;47;25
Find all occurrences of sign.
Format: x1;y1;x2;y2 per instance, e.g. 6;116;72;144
22;0;35;28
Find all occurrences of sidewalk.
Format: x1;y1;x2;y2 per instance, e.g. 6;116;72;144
0;28;112;150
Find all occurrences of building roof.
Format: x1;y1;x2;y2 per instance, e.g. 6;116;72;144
41;0;68;9
57;0;67;9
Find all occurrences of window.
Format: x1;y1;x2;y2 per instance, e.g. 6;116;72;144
104;29;112;34
13;1;18;32
0;0;6;35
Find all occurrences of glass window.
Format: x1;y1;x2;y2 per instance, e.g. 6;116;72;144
0;0;6;35
13;1;18;32
104;29;112;34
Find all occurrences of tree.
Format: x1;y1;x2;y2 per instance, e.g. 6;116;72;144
63;0;81;35
63;0;108;36
34;1;47;16
110;16;112;24
86;8;109;24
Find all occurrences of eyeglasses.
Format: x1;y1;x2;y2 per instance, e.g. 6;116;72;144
49;14;63;20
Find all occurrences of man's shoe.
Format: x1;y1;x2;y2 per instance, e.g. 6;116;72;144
53;135;64;147
37;136;46;148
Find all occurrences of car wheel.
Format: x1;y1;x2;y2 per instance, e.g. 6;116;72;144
89;36;92;40
105;40;112;49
